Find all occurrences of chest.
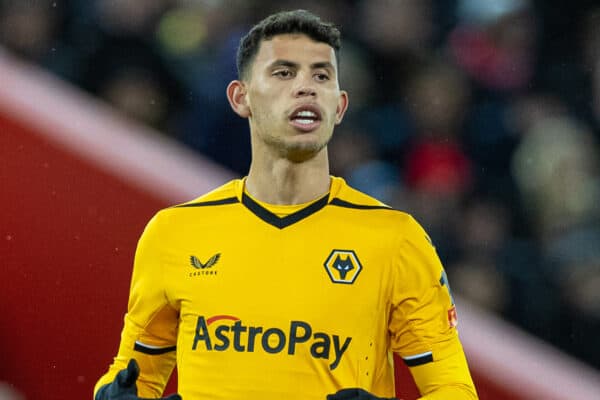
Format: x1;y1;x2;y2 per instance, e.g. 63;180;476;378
160;216;396;325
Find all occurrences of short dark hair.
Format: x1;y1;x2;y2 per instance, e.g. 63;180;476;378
236;9;341;80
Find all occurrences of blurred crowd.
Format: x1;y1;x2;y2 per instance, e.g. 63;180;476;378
1;0;599;370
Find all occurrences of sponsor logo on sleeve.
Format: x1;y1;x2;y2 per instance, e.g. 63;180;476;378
448;306;458;328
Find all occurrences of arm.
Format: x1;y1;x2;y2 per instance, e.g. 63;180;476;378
407;338;476;399
328;216;477;400
390;216;477;399
329;348;477;400
94;214;180;399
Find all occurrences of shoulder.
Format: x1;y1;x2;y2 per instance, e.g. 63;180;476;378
147;179;242;228
330;176;388;207
171;179;242;208
330;177;413;220
330;177;434;241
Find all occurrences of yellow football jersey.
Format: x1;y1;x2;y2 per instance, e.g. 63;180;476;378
94;177;477;399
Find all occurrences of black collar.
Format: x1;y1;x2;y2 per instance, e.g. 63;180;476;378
241;191;329;229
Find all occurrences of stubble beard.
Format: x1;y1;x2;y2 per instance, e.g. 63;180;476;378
265;129;332;163
253;113;333;162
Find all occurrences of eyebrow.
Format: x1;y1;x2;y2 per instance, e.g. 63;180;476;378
312;61;335;71
269;59;335;71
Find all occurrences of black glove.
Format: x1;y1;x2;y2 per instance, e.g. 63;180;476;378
327;388;397;400
95;359;182;400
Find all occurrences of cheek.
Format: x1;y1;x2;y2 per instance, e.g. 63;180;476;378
327;97;344;121
248;86;273;112
249;97;279;125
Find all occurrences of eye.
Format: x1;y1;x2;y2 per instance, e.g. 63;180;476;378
314;73;330;82
273;69;294;79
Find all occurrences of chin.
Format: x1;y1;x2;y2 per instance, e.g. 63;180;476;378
282;139;329;162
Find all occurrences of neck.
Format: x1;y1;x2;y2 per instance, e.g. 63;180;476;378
245;151;331;205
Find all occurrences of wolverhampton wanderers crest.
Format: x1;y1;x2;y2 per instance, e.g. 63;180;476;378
323;250;362;284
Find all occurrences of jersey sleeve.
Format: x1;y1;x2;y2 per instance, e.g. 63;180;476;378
389;216;478;399
93;213;179;398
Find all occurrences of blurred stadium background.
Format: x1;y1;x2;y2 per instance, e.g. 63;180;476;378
1;0;600;399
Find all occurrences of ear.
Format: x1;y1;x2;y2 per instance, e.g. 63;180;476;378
226;80;251;118
334;90;349;125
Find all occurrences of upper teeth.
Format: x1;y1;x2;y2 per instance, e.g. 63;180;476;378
296;110;317;118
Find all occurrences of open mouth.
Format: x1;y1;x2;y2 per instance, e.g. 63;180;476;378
289;105;322;131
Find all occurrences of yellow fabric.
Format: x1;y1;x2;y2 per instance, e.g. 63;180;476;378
411;342;477;399
94;177;477;399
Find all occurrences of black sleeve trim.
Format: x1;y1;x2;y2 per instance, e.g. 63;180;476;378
402;351;434;367
329;198;392;210
134;342;177;355
174;197;239;208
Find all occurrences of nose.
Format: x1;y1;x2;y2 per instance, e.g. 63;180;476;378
294;85;317;98
293;74;317;98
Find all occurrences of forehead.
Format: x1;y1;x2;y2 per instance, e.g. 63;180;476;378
253;34;337;68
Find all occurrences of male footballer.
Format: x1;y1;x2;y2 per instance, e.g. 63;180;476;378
94;9;478;400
